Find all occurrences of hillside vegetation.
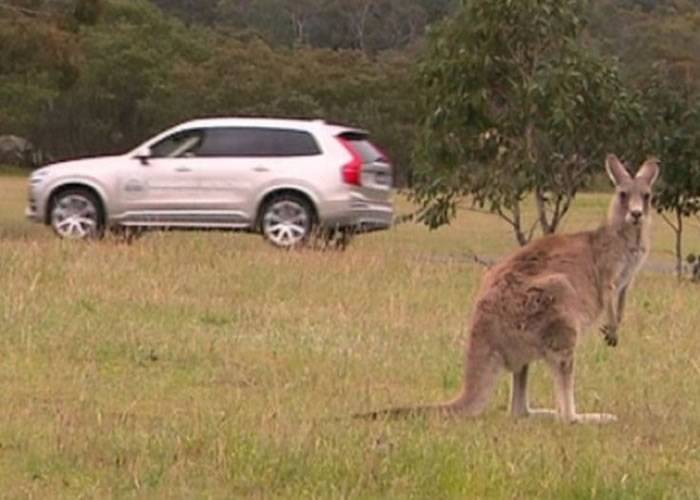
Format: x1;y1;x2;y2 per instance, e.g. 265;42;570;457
2;0;700;186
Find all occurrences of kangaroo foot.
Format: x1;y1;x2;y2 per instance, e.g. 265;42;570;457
513;407;558;419
566;412;617;424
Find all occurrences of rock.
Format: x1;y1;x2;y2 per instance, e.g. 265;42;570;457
0;135;44;168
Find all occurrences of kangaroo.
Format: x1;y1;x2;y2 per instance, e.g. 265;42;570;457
358;155;659;423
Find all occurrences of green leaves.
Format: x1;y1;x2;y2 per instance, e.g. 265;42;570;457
411;0;631;243
638;64;700;217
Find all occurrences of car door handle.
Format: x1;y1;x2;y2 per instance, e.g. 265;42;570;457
253;166;269;173
175;166;192;173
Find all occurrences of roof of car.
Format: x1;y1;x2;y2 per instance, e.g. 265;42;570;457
175;117;367;135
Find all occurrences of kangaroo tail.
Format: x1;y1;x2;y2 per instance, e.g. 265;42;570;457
352;399;465;420
354;338;503;421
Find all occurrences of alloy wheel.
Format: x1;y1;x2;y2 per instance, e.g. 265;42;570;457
262;198;312;248
51;193;100;239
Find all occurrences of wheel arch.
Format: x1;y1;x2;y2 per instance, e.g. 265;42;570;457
255;187;319;231
45;182;107;225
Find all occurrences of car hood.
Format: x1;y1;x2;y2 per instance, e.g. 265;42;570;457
35;155;124;177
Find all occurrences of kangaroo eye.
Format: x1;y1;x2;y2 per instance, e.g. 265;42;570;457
619;191;628;202
643;193;651;203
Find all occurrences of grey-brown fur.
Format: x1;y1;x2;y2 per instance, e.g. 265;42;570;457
358;155;659;423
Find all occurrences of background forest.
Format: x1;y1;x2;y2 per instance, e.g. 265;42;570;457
2;0;700;187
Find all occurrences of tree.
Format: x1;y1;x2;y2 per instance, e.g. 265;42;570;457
637;65;700;278
73;0;102;26
587;0;700;89
411;0;638;246
150;0;219;26
30;0;199;157
0;12;80;139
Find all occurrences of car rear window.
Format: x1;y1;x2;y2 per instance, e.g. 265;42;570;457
338;133;385;163
197;127;321;157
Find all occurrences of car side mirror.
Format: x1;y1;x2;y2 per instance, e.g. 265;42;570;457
133;147;152;165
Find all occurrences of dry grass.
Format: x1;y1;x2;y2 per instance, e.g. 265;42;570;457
1;174;699;498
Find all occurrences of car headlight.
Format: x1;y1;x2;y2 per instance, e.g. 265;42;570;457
30;168;51;185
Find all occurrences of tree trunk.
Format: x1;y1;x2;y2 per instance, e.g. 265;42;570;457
500;200;529;247
535;188;573;237
534;188;553;235
674;207;684;280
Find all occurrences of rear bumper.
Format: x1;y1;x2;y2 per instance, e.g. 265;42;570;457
320;196;393;233
346;205;393;233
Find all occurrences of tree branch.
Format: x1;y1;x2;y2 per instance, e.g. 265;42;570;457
550;193;573;234
463;249;492;268
495;206;516;227
0;2;49;17
526;217;539;242
660;211;679;233
454;202;497;218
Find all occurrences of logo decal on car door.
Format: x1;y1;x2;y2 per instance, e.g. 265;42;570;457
124;179;145;193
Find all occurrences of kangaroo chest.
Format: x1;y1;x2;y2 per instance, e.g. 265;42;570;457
615;245;647;289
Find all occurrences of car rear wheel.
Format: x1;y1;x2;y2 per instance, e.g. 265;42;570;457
260;194;314;248
50;188;104;240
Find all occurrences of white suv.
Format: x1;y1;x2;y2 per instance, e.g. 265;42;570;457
26;118;393;247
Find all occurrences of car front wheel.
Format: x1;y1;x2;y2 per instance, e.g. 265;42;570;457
50;188;104;240
260;194;314;248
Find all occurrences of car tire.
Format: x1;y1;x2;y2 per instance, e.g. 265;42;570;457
260;193;315;248
49;188;105;240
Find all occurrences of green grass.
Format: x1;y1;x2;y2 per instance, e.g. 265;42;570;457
1;173;699;498
0;165;31;177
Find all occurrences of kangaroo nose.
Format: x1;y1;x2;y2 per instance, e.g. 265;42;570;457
630;210;642;221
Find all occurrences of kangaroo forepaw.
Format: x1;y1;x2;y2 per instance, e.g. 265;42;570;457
600;324;618;347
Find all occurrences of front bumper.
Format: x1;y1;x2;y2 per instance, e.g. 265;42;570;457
25;199;42;223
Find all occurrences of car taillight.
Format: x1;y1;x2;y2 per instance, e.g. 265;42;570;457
339;138;363;186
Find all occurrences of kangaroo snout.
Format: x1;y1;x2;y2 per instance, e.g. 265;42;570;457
629;210;642;224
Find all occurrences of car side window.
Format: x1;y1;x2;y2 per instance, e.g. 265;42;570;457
261;129;321;157
197;128;248;157
149;129;204;158
196;127;321;157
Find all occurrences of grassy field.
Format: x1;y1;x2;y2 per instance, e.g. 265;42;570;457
1;173;699;498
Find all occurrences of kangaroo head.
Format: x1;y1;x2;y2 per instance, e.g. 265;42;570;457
605;154;660;228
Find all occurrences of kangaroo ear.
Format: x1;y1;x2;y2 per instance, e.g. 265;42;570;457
635;158;660;186
605;154;631;186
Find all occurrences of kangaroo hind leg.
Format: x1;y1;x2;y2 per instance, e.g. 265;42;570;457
510;364;557;419
544;318;616;424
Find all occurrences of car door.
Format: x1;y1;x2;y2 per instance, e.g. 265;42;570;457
185;126;322;226
197;127;323;221
118;128;203;224
189;127;261;225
